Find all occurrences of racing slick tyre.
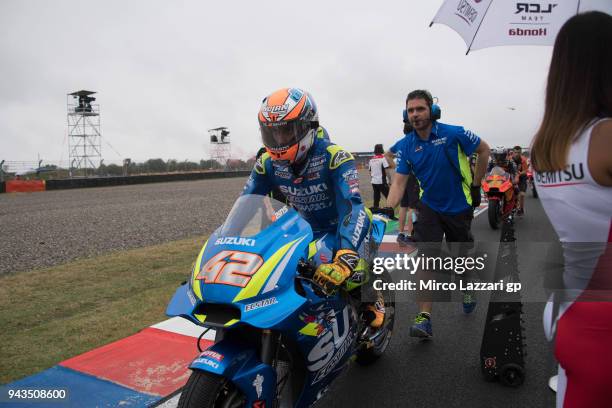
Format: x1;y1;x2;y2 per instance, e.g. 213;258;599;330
488;200;501;230
178;370;246;408
500;363;525;387
356;269;395;365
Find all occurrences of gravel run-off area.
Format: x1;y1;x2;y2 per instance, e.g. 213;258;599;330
0;170;375;275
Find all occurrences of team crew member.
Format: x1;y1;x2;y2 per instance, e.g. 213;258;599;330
243;87;384;327
511;146;529;215
388;89;490;337
531;12;612;408
368;144;390;208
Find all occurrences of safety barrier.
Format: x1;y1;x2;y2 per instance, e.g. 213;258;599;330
45;171;251;190
0;171;251;193
5;180;46;193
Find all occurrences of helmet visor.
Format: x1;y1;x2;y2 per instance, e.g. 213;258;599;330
260;120;311;150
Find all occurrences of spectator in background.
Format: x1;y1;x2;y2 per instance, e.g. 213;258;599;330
368;144;390;208
530;11;612;408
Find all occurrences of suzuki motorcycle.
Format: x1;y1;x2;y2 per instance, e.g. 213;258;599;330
166;194;395;408
482;167;517;229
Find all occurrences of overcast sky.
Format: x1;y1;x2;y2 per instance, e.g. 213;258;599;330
1;0;610;165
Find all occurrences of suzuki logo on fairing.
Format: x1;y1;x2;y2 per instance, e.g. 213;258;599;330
215;237;256;246
515;3;557;14
307;307;350;372
193;357;219;369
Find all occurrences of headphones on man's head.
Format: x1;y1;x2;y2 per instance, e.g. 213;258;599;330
403;90;441;123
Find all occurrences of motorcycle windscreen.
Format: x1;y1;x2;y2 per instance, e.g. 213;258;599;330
190;194;311;327
218;194;291;237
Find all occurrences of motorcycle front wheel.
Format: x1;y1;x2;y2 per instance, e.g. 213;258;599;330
488;200;500;229
178;370;246;408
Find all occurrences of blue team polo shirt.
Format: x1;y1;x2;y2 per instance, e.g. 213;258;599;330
396;122;480;215
389;136;407;167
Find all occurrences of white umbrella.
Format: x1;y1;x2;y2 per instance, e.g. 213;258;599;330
430;0;610;54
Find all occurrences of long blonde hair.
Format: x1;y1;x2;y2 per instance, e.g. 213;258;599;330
531;11;612;172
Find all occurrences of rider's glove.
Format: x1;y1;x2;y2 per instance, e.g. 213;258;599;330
314;249;360;287
470;184;482;208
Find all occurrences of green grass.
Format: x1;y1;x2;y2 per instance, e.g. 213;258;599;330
0;236;207;384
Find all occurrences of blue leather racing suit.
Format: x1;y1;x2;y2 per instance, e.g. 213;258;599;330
242;137;370;256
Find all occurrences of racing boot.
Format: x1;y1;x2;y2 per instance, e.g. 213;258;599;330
363;291;386;328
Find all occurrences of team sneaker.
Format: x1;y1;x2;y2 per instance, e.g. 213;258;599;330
409;313;432;338
397;233;414;247
462;293;477;314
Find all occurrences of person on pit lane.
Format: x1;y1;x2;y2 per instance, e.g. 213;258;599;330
511;146;529;215
387;89;491;338
488;147;520;201
488;147;518;179
530;11;612;408
243;87;384;328
368;144;390;208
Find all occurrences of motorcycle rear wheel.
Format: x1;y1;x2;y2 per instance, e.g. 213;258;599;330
488;200;500;229
178;370;246;408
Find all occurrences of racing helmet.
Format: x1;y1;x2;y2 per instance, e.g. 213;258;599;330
491;147;509;165
258;88;319;164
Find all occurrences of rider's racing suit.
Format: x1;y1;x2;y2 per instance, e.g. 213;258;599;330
242;136;372;288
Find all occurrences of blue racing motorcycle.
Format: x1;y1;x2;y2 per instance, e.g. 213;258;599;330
166;194;395;407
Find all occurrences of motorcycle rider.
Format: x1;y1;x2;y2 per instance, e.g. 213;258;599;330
243;88;384;327
488;147;518;177
487;147;519;205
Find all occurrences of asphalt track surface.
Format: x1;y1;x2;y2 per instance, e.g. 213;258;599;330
315;194;557;408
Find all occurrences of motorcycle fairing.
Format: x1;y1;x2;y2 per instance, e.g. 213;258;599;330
167;210;313;329
293;291;361;407
189;341;277;406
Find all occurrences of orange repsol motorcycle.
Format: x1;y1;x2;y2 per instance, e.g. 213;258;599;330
481;166;516;229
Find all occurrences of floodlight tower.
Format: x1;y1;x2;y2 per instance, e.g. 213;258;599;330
67;90;101;177
208;127;231;166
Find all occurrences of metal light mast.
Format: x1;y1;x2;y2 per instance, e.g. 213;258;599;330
67;90;101;177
